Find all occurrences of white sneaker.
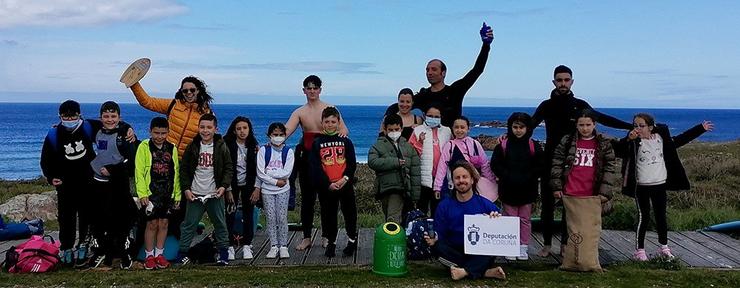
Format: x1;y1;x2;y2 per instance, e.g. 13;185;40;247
517;245;529;260
505;256;517;261
279;246;290;258
227;246;235;260
266;246;279;259
242;245;253;260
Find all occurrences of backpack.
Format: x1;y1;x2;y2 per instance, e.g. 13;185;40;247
264;144;290;168
4;235;60;273
500;138;535;156
46;120;94;152
404;210;434;260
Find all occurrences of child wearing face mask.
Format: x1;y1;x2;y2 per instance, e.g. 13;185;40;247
369;114;421;224
433;116;495;200
256;122;295;259
409;104;452;216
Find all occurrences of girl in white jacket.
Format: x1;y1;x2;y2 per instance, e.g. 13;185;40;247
409;104;452;216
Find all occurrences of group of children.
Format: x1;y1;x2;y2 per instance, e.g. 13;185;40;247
39;91;712;272
370;89;713;265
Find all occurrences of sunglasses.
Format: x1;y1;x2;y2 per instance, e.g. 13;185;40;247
181;88;198;94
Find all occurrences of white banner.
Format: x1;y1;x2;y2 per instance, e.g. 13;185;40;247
463;215;520;257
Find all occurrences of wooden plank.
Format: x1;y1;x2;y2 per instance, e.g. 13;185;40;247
284;229;317;266
642;231;709;267
355;228;374;266
247;229;270;265
700;231;740;254
328;229;352;266
678;231;739;268
692;231;740;264
663;231;733;268
599;230;632;263
274;231;299;266
530;231;561;264
303;229;329;265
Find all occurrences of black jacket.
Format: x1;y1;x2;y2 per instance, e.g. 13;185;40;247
224;138;258;190
491;137;544;206
614;123;706;197
532;90;632;155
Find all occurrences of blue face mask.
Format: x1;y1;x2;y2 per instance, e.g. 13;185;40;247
425;117;441;128
61;119;82;129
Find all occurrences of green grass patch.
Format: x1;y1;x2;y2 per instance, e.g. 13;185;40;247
0;177;52;203
0;262;737;287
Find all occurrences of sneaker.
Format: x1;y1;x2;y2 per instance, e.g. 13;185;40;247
91;255;107;268
176;254;191;266
120;255;133;270
154;254;170;269
342;240;357;257
279;246;290;258
216;248;229;266
227;246;236;261
242;245;253;260
634;249;648;261
322;237;329;248
61;249;74;265
266;246;279;259
144;256;157;270
324;243;336;258
74;245;88;268
517;245;529;261
505;256;517;261
658;246;675;259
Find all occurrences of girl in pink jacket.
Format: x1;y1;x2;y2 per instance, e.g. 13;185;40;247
433;116;495;199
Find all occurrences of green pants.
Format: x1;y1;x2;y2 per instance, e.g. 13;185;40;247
179;196;228;252
381;193;404;225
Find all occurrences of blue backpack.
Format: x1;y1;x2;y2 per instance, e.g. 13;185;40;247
46;120;94;152
264;144;290;168
405;209;434;260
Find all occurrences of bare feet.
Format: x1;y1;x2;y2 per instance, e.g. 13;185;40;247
450;267;468;280
537;245;551;257
296;238;312;251
484;266;506;280
322;237;329;248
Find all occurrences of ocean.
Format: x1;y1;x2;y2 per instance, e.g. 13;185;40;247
1;103;738;180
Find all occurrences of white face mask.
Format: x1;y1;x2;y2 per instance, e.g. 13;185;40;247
387;131;402;142
425;117;441;128
270;136;285;146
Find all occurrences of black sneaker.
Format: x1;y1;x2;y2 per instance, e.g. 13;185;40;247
176;254;191;266
343;240;357;256
216;248;229;266
90;255;107;268
120;255;133;270
324;243;336;258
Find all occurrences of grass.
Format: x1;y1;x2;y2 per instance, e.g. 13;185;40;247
0;262;738;287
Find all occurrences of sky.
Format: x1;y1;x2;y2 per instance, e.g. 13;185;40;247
0;0;738;108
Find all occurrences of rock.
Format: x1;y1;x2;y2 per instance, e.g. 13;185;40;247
475;120;506;128
0;191;57;221
473;134;500;151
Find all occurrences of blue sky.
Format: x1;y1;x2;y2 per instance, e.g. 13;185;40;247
0;0;738;108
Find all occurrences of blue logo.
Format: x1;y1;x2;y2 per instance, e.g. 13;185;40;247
467;225;481;245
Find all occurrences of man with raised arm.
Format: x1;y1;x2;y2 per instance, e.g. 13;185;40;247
532;65;633;257
386;22;494;127
284;75;349;251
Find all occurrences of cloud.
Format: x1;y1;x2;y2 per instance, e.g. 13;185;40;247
0;0;187;29
164;23;247;32
1;39;19;46
158;61;382;74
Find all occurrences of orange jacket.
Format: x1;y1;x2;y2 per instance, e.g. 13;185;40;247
131;83;212;158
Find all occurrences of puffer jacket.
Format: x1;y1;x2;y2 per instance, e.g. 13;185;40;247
614;123;706;197
408;124;452;188
550;132;618;199
131;83;212;158
368;136;421;200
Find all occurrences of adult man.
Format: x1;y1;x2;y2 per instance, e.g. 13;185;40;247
386;23;494;127
532;65;632;257
284;75;349;251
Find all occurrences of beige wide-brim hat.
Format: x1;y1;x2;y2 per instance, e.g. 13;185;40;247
120;58;151;88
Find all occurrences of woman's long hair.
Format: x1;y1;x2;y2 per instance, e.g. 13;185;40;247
174;76;214;114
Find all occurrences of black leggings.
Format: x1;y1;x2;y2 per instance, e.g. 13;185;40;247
225;185;256;246
417;186;440;217
635;184;668;249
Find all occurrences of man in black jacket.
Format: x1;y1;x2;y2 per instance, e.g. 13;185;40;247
385;23;494;127
533;65;633;257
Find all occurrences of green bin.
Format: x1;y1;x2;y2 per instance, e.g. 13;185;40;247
372;222;408;277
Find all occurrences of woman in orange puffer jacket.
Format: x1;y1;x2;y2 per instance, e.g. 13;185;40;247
129;76;214;158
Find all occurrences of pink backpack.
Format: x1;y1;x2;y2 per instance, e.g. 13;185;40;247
7;235;60;273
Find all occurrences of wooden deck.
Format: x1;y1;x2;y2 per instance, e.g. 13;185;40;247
2;229;738;269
